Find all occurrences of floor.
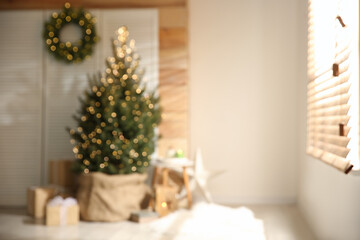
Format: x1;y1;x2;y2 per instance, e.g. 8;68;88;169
0;204;316;240
243;204;316;240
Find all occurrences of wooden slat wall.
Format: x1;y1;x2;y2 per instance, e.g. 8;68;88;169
0;0;185;9
158;6;188;157
0;0;189;158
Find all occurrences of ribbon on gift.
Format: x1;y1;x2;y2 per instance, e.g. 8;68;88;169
47;196;77;225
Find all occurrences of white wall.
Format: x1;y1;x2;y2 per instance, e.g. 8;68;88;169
189;0;299;203
190;0;360;238
297;1;360;239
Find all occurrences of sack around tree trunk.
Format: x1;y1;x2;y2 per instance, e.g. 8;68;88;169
77;172;150;222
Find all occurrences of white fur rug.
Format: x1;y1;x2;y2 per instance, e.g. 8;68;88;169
110;202;266;240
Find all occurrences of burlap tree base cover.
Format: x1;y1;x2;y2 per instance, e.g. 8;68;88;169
77;172;150;222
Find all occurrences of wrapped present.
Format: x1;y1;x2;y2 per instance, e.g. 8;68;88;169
46;196;79;226
49;159;76;192
27;187;56;218
155;185;178;217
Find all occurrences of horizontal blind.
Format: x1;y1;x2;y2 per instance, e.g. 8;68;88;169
307;0;358;173
0;11;43;205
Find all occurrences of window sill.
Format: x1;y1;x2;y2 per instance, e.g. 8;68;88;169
349;169;360;176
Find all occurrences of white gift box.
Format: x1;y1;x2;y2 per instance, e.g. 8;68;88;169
46;196;79;226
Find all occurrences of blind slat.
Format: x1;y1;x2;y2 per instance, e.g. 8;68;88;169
307;146;353;172
308;73;350;97
308;57;350;83
308;82;350;104
309;141;350;158
307;125;351;136
308;104;350;117
308;72;350;95
307;115;350;126
308;93;350;111
308;133;350;147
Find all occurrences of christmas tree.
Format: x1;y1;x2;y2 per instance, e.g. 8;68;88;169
69;26;161;175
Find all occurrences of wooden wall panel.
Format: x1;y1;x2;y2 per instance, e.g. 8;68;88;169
160;48;188;69
0;0;186;9
160;28;187;48
159;7;187;28
0;0;190;158
158;4;188;157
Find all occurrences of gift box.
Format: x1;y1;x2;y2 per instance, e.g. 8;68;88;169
49;159;76;192
155;185;178;217
46;196;79;226
27;187;56;218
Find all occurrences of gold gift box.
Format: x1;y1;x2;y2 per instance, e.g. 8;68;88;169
27;187;56;219
49;159;76;191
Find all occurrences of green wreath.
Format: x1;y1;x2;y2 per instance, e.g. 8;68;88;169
43;2;98;63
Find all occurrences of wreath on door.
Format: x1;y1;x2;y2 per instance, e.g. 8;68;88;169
43;2;98;63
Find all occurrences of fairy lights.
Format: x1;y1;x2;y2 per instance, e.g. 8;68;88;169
43;2;98;63
68;25;161;174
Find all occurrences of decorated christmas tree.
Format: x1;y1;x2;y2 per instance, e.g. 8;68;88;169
69;26;161;175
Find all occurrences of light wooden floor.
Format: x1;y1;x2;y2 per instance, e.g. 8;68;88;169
0;204;316;240
243;204;317;240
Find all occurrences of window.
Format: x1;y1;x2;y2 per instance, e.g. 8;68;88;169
307;0;359;173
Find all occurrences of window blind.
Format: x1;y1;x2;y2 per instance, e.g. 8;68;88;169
307;0;359;173
0;11;43;205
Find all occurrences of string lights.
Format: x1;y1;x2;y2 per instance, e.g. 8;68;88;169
43;2;98;63
68;26;161;174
